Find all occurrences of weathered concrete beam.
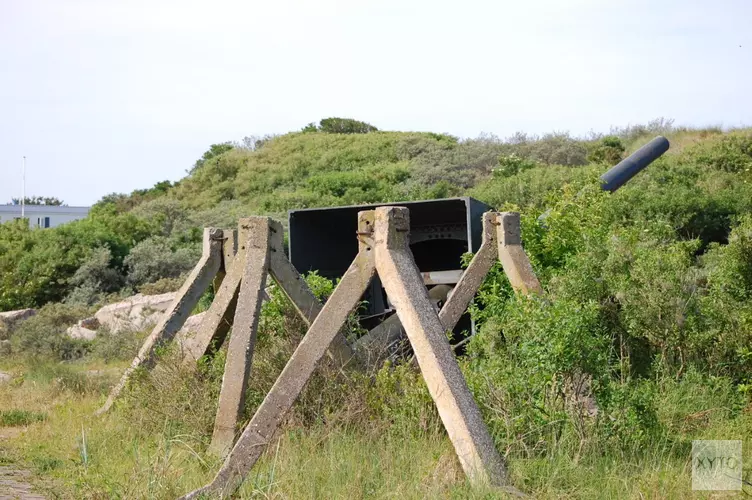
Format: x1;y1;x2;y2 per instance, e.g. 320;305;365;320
96;228;223;415
181;222;251;364
373;206;509;488
212;228;238;294
438;212;498;331
496;212;542;295
208;218;272;457
179;212;376;500
267;220;354;367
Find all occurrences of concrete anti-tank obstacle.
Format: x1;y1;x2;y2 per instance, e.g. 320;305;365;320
207;218;272;457
96;227;224;415
180;221;251;364
179;211;377;499
179;207;522;499
98;217;356;416
356;210;542;363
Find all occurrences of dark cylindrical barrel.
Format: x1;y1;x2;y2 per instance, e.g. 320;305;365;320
600;136;670;192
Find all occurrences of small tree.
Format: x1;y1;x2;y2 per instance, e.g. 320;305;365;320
189;143;234;174
302;118;378;134
588;136;626;165
11;196;65;206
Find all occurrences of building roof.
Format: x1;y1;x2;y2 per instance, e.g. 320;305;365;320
0;205;90;214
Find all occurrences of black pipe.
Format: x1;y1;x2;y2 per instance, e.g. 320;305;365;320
600;136;670;192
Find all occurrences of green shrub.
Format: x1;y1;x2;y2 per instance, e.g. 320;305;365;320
124;236;200;287
689;133;752;174
304;117;378;134
138;276;185;295
493;154;540;178
91;328;147;363
587;136;625;165
65;246;124;306
0;409;47;427
10;303;92;360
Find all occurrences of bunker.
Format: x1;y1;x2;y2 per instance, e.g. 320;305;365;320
288;197;492;339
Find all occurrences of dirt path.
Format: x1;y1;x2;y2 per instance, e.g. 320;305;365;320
0;428;45;500
0;467;45;500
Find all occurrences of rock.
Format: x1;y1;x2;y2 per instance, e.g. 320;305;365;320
178;311;206;337
0;372;11;384
0;340;10;356
0;309;36;324
94;292;176;334
175;311;207;352
66;324;97;341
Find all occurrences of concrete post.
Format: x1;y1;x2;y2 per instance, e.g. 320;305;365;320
96;228;223;415
496;212;542;295
267;220;354;367
212;228;238;294
373;206;509;487
208;218;272;457
179;212;376;500
181;222;251;363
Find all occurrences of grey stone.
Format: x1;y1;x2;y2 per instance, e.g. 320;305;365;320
94;292;177;334
0;309;36;325
66;324;97;341
181;225;249;365
438;212;499;330
0;372;11;384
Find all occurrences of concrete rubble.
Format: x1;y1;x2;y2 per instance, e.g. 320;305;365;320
94;292;177;334
0;309;36;324
66;324;98;341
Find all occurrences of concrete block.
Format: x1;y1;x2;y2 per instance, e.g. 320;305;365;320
496;212;542;295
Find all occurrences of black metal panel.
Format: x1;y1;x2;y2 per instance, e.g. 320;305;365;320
288;197;492;326
288;197;492;281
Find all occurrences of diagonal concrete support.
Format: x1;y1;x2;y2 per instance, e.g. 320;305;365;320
208;218;272;457
373;207;509;487
438;212;499;331
181;222;251;364
96;228;224;415
179;212;376;499
495;212;542;295
267;221;354;367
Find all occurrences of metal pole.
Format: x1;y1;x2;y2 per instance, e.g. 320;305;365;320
21;156;26;218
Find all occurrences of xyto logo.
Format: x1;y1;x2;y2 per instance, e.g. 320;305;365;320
692;440;743;491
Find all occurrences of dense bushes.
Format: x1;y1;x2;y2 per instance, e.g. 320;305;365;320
9;303;92;360
2;122;752;459
123;236;200;288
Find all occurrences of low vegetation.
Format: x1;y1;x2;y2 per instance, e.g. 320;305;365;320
1;118;752;498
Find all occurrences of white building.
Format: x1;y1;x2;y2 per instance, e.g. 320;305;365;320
0;205;90;228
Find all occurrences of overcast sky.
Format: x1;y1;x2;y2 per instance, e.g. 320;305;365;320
1;0;750;206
